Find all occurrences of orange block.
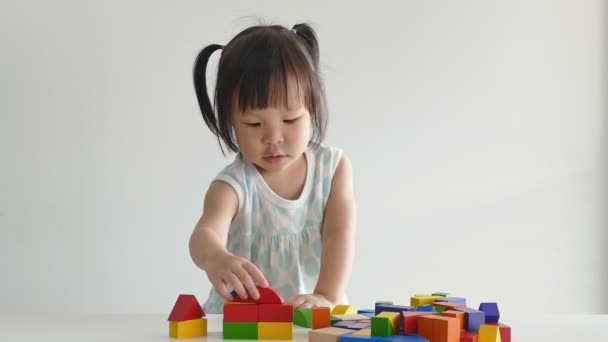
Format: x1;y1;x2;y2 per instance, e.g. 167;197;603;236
419;315;459;342
312;307;331;330
442;310;465;330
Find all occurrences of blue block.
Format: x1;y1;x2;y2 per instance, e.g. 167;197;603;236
375;304;415;316
340;335;376;342
455;307;486;332
478;302;500;323
359;309;376;317
434;297;467;305
416;305;436;312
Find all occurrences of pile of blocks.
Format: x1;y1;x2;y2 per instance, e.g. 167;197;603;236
167;289;511;342
303;292;511;342
223;286;294;339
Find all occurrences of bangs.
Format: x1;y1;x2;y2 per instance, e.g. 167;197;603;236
231;34;317;113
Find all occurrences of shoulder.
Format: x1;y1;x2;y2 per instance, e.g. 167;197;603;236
309;144;345;175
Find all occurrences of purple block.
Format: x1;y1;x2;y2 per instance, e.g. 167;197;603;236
478;302;500;323
455;307;485;332
349;322;371;330
434;297;467;305
375;304;415;315
333;320;355;329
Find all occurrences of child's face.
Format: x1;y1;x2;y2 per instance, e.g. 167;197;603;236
232;101;312;175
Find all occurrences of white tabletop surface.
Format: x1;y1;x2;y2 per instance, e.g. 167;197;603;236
1;313;608;342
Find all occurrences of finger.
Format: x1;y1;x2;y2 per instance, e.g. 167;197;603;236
290;296;308;309
243;263;269;288
225;273;248;300
297;300;314;309
211;279;233;302
234;267;259;300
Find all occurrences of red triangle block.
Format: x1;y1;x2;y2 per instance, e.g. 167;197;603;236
168;294;205;321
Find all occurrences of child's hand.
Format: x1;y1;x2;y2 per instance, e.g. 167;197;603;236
206;253;269;301
284;293;334;309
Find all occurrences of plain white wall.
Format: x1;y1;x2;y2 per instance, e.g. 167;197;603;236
1;0;606;318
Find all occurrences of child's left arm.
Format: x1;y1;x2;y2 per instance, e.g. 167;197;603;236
285;154;356;309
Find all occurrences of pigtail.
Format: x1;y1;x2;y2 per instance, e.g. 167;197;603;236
292;24;320;68
193;44;224;140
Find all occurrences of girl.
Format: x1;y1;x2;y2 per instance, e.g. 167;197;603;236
189;23;356;313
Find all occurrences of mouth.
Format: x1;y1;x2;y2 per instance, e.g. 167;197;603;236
262;154;287;164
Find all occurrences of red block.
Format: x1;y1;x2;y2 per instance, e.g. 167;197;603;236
231;286;284;304
489;322;511;342
402;311;435;334
460;331;478;342
259;304;294;322
168;294;205;322
224;303;258;322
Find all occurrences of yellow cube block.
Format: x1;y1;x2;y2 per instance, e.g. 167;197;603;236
331;304;358;315
258;322;293;340
353;329;372;336
410;295;442;309
478;324;501;342
169;318;207;338
376;312;400;333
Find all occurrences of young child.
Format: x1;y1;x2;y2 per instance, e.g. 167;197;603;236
188;23;356;313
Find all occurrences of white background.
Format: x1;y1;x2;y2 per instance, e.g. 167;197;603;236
1;0;606;319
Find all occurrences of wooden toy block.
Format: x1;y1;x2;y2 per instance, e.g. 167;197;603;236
349;322;371;330
432;302;465;311
332;314;371;321
332;305;358;315
455;308;485;333
402;311;435;334
223;322;258;339
259;303;294;322
418;315;459;342
432;305;446;314
352;329;371;336
376;312;400;333
259;322;293;340
432;292;450;297
389;335;430;341
478;303;500;323
460;331;479;342
375;304;414;315
339;334;375;342
333;320;360;330
435;297;467;305
375;301;394;305
410;296;442;309
442;310;465;330
230;286;284;304
312;307;331;329
168;294;204;322
295;308;313;328
224;302;258;322
371;316;393;337
308;327;354;342
169;317;207;338
332;316;342;325
417;316;435;341
417;305;437;312
488;323;510;342
478;325;501;342
358;309;376;317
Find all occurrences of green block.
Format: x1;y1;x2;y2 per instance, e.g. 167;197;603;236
331;316;341;325
223;322;258;339
432;305;446;314
371;317;393;337
432;292;450;297
294;308;312;328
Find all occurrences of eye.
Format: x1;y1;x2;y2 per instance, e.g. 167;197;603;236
244;122;261;127
283;117;299;124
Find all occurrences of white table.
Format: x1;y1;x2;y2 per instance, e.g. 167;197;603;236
1;313;608;342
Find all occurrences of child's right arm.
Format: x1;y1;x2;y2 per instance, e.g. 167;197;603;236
189;181;269;301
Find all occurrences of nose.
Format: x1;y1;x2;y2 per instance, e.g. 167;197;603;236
262;126;284;145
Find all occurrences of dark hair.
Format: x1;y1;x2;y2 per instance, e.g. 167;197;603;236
193;23;328;154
